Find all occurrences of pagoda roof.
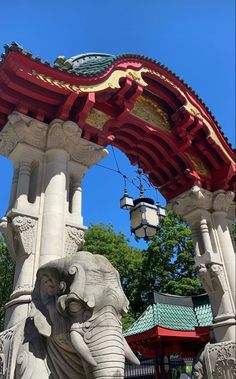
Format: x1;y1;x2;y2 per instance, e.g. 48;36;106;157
1;42;233;144
0;42;235;200
124;293;212;337
0;43;232;137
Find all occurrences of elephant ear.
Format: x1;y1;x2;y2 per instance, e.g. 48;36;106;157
67;263;86;303
115;269;129;314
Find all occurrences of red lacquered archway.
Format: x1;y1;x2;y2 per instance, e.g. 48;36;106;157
0;43;235;200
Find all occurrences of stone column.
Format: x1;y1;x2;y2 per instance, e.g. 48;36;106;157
72;182;82;216
15;159;32;209
168;186;236;378
212;191;236;304
8;166;19;210
4;214;37;327
0;112;107;328
69;163;87;220
39;148;69;266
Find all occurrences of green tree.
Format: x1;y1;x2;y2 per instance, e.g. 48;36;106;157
0;236;15;331
141;210;203;298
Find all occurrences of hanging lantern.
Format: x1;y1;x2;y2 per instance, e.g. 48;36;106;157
119;166;165;239
120;190;134;210
130;197;164;239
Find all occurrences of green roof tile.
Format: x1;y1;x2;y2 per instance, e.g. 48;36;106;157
65;53;115;76
195;304;213;326
123;306;155;336
124;295;213;337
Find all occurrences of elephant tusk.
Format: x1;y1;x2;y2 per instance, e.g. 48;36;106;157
123;338;140;366
70;330;97;367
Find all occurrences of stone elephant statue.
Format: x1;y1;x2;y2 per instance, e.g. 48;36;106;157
9;251;139;379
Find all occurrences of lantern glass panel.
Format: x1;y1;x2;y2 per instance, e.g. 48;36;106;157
145;206;159;226
120;195;134;210
130;200;160;239
158;206;166;217
130;206;142;230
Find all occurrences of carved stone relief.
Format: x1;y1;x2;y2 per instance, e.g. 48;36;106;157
47;119;108;166
0;217;17;261
0;252;139;379
168;186;234;217
0;113;108;168
64;226;85;255
192;341;236;379
197;263;227;295
212;191;235;213
197;263;214;293
0;112;48;157
12;216;37;256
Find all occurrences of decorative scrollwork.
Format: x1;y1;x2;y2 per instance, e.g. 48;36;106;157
0;112;48;157
12;216;37;256
64;226;85;255
47;119;107;165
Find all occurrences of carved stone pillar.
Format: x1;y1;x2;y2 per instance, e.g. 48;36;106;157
39;148;69;266
4;214;37;327
69;162;87;223
15;159;32;209
72;181;82;215
168;186;236;379
8;166;19;210
0;111;107;328
212;191;236;305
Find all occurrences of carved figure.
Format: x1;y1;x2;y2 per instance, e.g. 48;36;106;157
0;251;139;379
192;342;236;379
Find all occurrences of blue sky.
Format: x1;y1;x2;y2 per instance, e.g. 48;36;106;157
0;0;235;247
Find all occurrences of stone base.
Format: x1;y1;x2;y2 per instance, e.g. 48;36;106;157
192;340;236;379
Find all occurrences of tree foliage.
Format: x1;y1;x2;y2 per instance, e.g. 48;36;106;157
141;211;203;297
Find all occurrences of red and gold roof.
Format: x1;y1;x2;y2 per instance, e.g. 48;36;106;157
0;42;235;200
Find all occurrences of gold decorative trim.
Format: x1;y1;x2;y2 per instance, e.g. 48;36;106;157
29;70;82;94
79;67;148;92
187;154;211;178
145;68;234;164
85;108;111;130
27;67;148;94
25;66;233;164
130;95;171;131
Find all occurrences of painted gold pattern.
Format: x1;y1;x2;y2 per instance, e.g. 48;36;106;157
187;154;211;178
145;68;234;164
130;95;171;131
25;66;233;164
29;70;81;93
79;67;148;92
28;67;148;93
85;108;111;130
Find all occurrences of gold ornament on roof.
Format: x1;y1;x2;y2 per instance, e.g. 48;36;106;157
29;70;81;94
85;108;111;130
187;154;211;178
130;95;171;131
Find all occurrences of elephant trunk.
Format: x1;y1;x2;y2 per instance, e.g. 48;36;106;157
82;307;126;379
